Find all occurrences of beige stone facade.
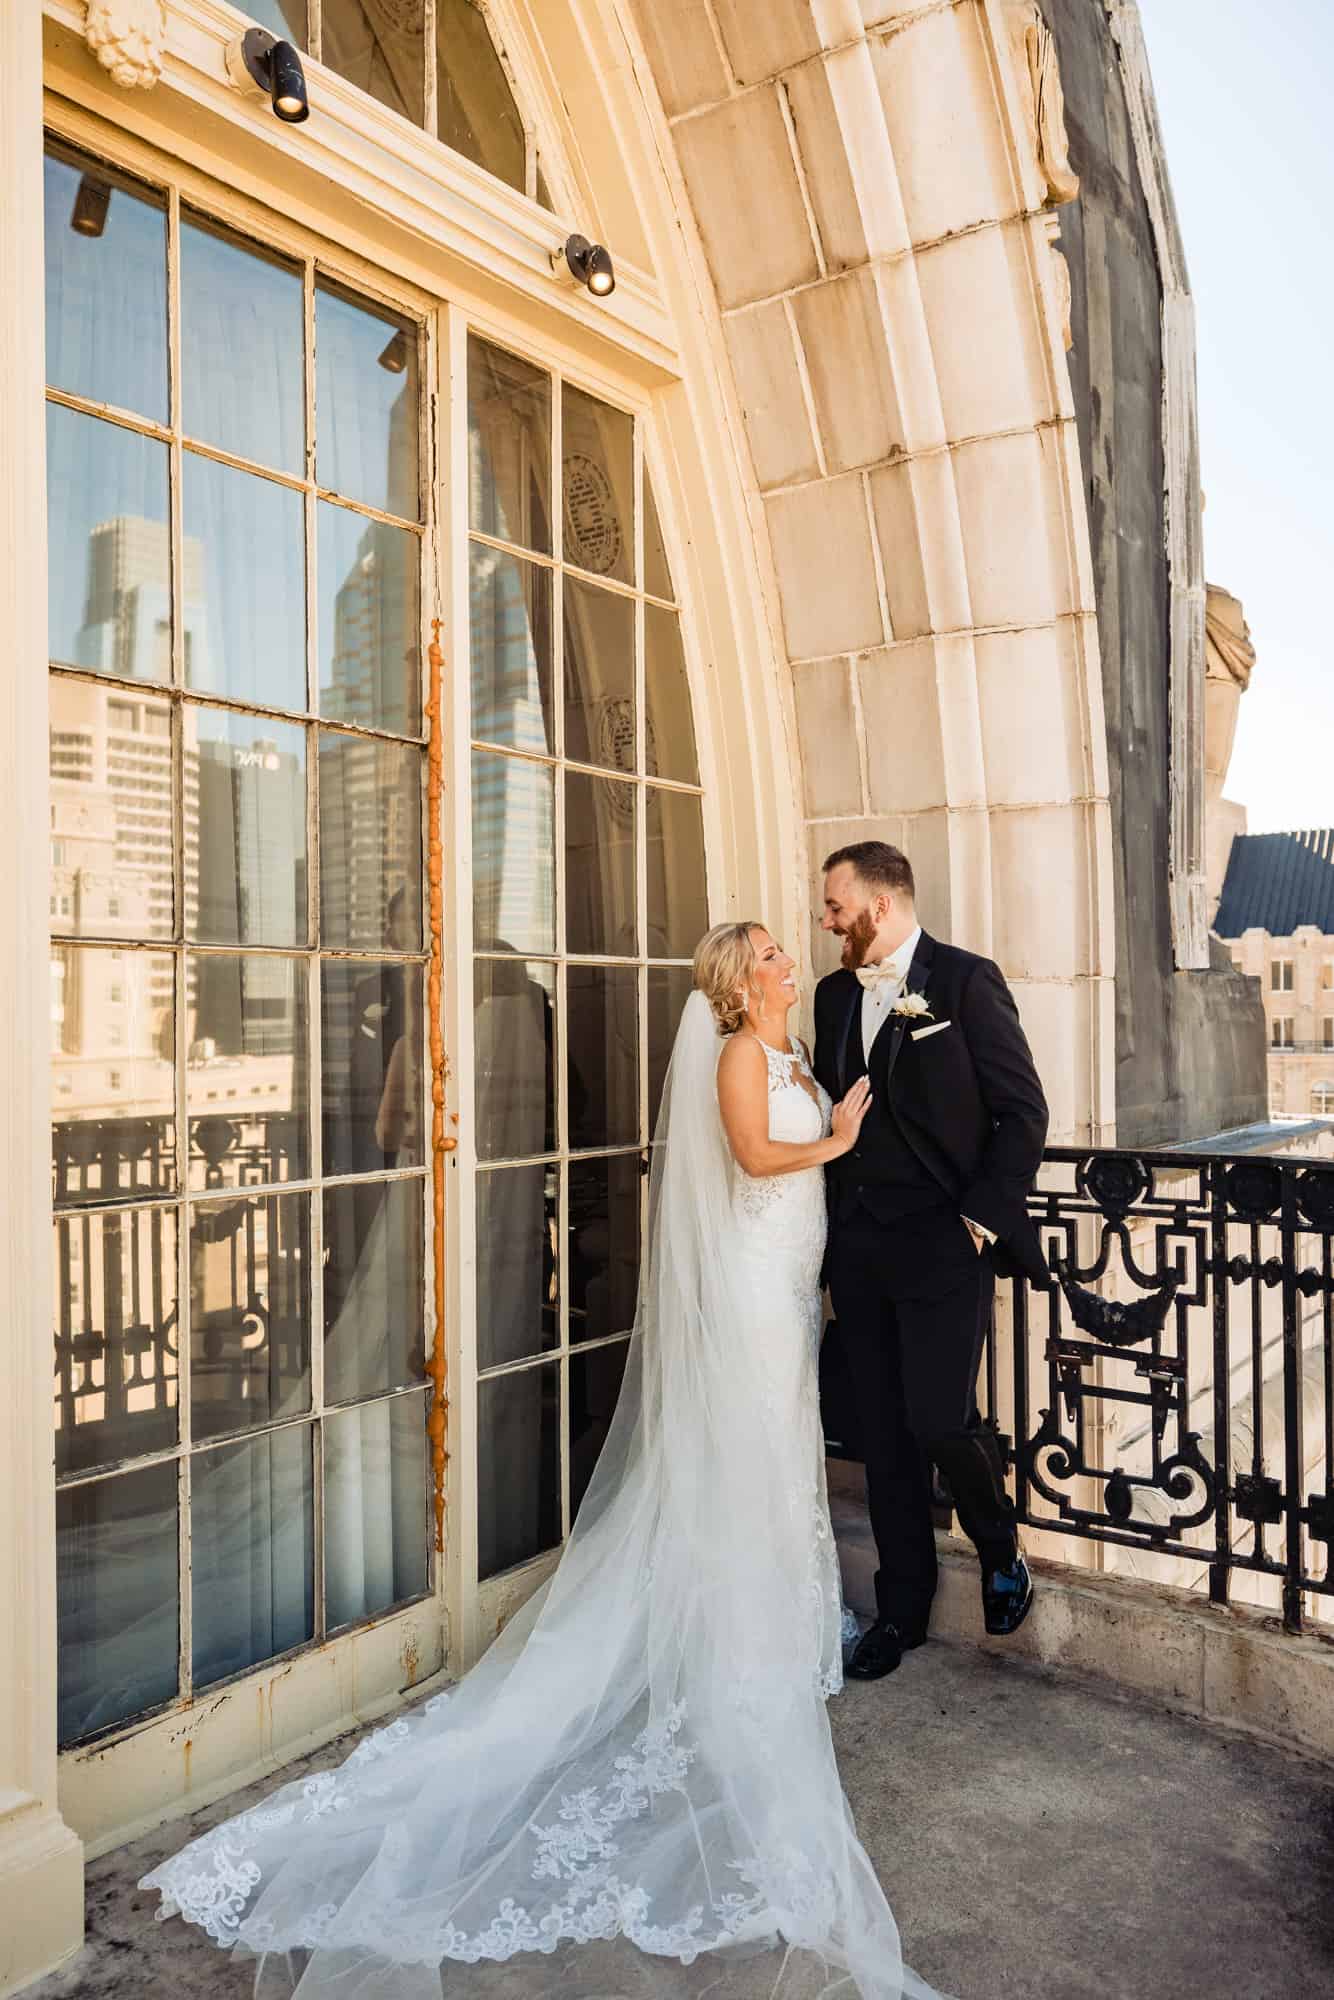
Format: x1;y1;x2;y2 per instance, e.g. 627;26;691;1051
1227;926;1334;1117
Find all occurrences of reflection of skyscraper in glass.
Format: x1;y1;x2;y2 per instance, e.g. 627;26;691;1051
73;515;209;685
472;752;554;955
323;517;413;733
321;492;419;942
469;545;549;754
193;727;306;949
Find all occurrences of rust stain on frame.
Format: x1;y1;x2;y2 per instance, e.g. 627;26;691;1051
426;618;454;1555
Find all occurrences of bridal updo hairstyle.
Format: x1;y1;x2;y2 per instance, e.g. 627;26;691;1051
693;921;765;1037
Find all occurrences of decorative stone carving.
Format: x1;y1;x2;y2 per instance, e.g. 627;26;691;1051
1205;582;1256;692
84;0;167;90
1203;582;1256;916
1015;2;1080;207
1044;212;1074;351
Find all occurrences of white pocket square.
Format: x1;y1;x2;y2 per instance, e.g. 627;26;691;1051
910;1019;951;1041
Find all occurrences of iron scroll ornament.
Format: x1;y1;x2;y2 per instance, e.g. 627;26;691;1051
1053;1258;1182;1349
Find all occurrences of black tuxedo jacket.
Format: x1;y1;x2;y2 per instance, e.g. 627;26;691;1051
812;931;1049;1285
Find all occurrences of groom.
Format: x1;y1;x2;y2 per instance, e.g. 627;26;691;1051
813;842;1049;1679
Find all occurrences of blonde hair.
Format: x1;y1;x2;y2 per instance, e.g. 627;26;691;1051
693;921;765;1037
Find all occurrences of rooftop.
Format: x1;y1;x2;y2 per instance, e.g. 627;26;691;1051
1214;828;1334;938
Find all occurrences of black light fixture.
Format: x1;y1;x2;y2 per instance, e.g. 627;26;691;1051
225;27;310;123
377;329;409;375
550;234;616;299
70;175;111;239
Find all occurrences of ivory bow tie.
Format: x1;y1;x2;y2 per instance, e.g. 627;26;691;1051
855;962;904;991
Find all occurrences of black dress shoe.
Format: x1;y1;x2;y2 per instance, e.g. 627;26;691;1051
982;1552;1034;1636
845;1618;928;1680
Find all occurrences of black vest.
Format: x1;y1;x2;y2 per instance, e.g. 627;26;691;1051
828;1006;952;1225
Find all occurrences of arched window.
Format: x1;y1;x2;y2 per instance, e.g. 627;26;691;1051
244;1;551;204
466;335;707;1583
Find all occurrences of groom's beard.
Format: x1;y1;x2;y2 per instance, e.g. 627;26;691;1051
840;909;877;971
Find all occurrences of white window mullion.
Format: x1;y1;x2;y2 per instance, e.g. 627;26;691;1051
446;303;482;1662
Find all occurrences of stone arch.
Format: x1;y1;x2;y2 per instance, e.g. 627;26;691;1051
525;0;1116;1141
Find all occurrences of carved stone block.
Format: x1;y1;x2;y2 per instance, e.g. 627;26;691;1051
84;0;167;90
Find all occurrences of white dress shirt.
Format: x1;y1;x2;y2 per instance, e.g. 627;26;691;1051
860;923;921;1062
857;923;994;1248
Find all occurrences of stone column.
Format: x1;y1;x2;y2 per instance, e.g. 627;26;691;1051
0;3;86;1990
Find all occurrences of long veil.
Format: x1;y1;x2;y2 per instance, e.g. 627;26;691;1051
142;992;945;2000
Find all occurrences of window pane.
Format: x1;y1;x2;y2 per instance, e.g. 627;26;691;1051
49;680;174;940
471;749;555;956
318;732;423;950
183;454;306;710
51;945;176;1208
643;467;674;603
478;1361;559;1580
569;1155;640;1346
321;961;424;1175
44;148;167;424
323;1178;426;1403
325;1392;428;1631
57;1460;179;1744
436;0;527;189
570;1338;630;1522
563;576;635;773
316;286;420;520
647;788;708;960
46;406;170;680
468;338;551;554
562;385;633;586
191;1426;314;1689
188;953;309;1189
191;1192;311;1442
474;955;554;1161
477;1165;557;1368
647;965;693;1134
318;502;420;736
54;1206;179;1477
567;965;638;1150
565;770;635;958
470;544;553;753
321;0;425;126
188;707;308;946
645;605;699;785
181;219;303;477
245;1;306;39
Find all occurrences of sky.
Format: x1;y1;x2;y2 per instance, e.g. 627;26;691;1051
1138;0;1333;834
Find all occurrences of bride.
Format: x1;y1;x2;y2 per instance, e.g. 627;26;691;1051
142;922;946;2000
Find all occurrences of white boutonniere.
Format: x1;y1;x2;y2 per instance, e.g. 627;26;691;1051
890;990;933;1020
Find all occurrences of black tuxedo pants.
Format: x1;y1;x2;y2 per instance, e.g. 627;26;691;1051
827;1205;1017;1628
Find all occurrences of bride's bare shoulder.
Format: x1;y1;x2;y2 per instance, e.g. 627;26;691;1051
717;1031;766;1082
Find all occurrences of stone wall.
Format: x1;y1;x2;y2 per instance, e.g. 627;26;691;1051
1041;0;1265;1143
629;0;1116;1144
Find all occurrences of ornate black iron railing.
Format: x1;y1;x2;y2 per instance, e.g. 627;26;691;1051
981;1147;1334;1634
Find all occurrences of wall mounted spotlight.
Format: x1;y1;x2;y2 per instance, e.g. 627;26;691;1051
377;330;409;375
71;176;111;238
550;234;616;299
225;28;310;123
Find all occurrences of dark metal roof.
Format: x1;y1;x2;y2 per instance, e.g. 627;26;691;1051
1213;830;1334;939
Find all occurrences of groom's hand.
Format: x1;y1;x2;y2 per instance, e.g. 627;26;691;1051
963;1216;991;1255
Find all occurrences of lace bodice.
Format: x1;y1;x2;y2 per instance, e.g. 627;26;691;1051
730;1038;831;1278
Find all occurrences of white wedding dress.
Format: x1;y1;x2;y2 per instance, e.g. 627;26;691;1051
142;994;945;2000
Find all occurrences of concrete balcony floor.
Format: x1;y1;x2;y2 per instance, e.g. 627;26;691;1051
25;1628;1334;2000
